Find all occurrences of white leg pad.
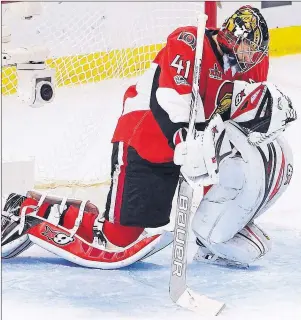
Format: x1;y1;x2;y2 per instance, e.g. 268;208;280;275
192;123;293;246
192;149;265;244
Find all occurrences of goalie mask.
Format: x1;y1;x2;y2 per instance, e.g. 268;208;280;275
217;5;269;73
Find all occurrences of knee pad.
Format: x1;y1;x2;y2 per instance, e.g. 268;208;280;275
206;222;272;264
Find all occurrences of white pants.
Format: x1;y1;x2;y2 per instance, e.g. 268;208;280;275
192;122;293;263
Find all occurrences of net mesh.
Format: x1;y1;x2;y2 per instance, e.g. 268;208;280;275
2;2;204;94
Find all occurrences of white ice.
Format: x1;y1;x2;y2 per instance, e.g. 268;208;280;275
2;54;301;320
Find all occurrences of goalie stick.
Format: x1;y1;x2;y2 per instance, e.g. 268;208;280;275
169;13;225;316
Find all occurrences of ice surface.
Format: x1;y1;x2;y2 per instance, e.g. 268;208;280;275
2;54;301;320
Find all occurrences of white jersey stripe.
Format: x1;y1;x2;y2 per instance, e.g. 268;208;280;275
108;142;124;222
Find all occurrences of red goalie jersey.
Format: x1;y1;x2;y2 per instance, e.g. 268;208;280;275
112;27;269;163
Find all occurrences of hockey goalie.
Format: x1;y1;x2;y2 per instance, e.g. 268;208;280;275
2;6;297;269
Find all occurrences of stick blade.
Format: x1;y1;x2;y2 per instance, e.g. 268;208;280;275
175;288;225;316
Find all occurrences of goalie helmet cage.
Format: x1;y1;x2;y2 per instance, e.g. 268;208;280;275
2;1;218;192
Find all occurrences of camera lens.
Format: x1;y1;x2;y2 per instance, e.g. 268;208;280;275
40;83;53;101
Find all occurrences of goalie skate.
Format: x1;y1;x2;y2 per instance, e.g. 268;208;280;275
194;239;249;269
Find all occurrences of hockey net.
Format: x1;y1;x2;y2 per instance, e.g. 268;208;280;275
2;2;216;197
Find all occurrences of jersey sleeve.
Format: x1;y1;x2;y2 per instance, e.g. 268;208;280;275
150;27;205;149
